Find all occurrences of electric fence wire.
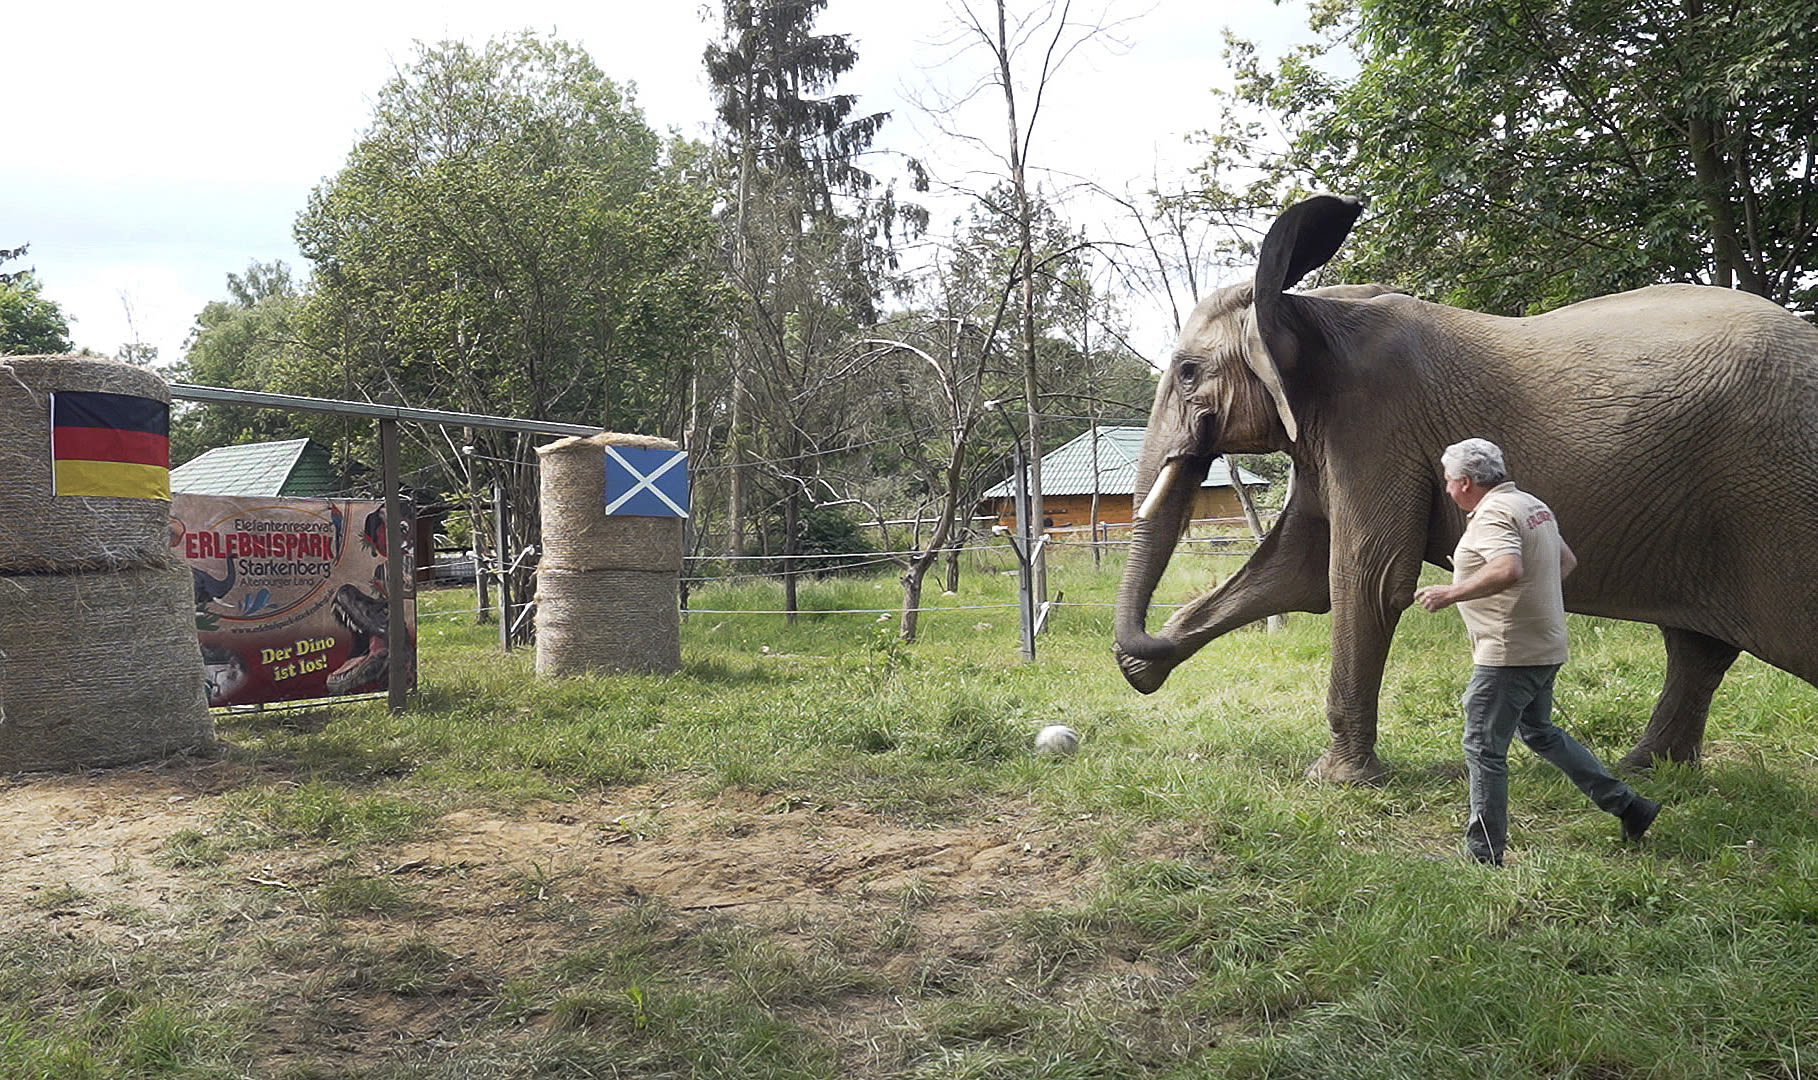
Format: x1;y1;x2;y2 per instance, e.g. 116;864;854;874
678;532;1259;563
683;603;1023;615
418;598;1173;620
439;531;1255;575
431;534;1258;591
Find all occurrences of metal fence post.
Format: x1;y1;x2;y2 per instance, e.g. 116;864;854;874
380;417;411;712
494;481;513;653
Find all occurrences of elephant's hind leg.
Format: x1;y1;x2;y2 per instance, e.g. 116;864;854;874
1617;627;1740;772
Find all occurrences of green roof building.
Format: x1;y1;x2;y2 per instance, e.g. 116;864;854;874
980;426;1268;530
171;438;339;497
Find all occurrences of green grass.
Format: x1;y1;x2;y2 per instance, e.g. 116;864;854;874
0;935;234;1080
7;535;1817;1078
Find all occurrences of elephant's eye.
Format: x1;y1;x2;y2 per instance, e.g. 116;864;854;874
1175;360;1200;388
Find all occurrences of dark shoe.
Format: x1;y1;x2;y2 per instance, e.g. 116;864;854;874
1620;796;1661;842
1464;820;1503;866
1465;842;1504;867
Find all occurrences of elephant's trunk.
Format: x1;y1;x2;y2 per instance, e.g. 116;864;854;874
1113;455;1207;693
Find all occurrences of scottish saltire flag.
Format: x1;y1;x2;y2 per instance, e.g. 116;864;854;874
603;446;688;518
49;391;172;500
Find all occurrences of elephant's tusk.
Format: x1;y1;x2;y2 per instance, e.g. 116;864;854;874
1135;462;1177;521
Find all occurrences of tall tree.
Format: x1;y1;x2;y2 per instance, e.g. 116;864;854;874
925;0;1132;604
1203;0;1818;316
0;245;74;355
830;194;1147;639
847;210;1026;641
704;0;909;615
115;295;158;367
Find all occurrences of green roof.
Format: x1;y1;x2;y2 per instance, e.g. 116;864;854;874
982;426;1267;498
171;438;338;497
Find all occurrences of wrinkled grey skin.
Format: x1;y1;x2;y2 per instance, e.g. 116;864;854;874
1113;194;1818;783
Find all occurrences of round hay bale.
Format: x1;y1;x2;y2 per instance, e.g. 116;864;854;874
535;567;679;676
0;354;177;574
0;563;214;772
537;432;683;573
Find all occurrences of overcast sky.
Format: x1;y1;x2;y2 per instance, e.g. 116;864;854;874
9;0;1311;367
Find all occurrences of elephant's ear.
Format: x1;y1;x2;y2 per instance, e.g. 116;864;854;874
1246;194;1368;442
1243;313;1300;443
1255;195;1367;300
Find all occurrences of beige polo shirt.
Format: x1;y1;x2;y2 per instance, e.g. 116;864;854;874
1452;482;1569;667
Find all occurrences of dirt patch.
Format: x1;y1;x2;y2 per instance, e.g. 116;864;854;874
400;786;1092;918
0;758;237;943
1;757;1128;1073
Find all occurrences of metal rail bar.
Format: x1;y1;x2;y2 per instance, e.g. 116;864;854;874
168;384;605;438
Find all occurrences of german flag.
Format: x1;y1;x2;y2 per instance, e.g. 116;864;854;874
50;390;172;500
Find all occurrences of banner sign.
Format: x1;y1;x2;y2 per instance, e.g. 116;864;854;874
170;494;416;707
604;446;688;518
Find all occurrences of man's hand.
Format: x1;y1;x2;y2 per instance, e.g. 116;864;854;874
1414;553;1523;613
1415;584;1456;612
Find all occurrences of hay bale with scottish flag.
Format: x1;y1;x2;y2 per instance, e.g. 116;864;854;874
534;432;685;676
0;354;178;573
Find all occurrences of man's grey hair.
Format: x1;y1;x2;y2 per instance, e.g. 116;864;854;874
1441;438;1509;486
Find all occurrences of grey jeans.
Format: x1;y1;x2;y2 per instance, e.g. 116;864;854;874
1462;663;1636;858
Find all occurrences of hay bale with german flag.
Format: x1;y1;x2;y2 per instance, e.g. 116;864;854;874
0;354;214;770
0;563;213;771
0;354;177;573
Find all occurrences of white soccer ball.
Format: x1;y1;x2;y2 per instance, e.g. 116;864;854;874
1033;724;1080;757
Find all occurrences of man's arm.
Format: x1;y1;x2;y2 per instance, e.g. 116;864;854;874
1560;539;1577;580
1414;553;1523;612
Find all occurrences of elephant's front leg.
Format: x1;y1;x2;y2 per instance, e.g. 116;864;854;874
1161;505;1332;649
1305;526;1423;784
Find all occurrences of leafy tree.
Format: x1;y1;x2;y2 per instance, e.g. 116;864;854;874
1200;0;1818;316
0;246;28;287
293;33;728;603
297;34;724;431
169;261;322;467
776;505;877;577
0;245;74;355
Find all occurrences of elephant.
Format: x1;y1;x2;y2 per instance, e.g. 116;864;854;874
1112;193;1818;783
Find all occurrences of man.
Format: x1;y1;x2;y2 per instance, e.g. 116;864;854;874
1414;438;1659;865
